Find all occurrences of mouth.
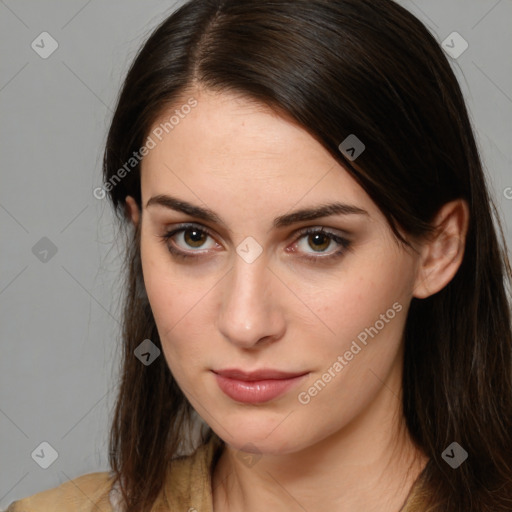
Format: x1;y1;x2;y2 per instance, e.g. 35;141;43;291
211;368;310;404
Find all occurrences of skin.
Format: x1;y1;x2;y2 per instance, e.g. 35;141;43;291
125;87;469;512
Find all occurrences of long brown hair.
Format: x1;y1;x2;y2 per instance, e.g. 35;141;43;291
102;0;512;510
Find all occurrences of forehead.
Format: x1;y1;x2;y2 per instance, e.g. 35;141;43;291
140;89;378;222
145;90;325;167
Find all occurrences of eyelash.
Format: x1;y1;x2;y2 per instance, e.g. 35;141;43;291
157;223;352;263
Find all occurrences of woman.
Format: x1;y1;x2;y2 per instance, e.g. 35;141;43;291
7;0;512;511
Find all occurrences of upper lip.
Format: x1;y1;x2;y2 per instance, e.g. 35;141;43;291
213;368;309;381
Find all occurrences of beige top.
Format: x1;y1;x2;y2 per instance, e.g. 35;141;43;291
5;434;427;511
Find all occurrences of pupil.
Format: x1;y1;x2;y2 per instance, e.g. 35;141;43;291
186;229;205;247
310;233;329;252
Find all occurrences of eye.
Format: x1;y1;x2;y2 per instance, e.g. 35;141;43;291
158;223;352;262
290;227;352;263
158;223;218;260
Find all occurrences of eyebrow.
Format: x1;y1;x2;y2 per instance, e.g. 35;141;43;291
146;194;369;230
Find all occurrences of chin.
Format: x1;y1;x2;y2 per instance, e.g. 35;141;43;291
214;415;305;455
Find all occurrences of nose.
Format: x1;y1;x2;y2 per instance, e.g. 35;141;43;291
217;254;286;349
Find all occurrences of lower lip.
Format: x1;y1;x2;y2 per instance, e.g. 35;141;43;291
213;372;308;404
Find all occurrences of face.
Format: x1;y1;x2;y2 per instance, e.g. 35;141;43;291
132;89;424;455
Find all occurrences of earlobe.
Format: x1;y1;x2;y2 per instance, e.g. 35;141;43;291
412;199;470;299
125;196;141;228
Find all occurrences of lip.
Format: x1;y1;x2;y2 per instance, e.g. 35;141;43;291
212;368;309;404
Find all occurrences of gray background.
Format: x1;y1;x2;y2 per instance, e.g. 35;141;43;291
1;0;511;508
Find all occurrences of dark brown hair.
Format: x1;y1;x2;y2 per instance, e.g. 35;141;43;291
103;0;512;510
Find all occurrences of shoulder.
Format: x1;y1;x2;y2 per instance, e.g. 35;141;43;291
5;471;115;512
4;435;224;512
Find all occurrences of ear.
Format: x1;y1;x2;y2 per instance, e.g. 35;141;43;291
413;199;470;299
125;196;141;228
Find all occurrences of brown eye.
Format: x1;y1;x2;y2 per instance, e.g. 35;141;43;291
159;224;351;263
182;228;208;248
291;227;351;262
158;224;218;260
306;232;331;252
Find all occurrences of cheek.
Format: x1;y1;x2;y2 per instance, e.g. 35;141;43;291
302;254;413;397
294;279;408;433
139;237;209;374
313;257;412;344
